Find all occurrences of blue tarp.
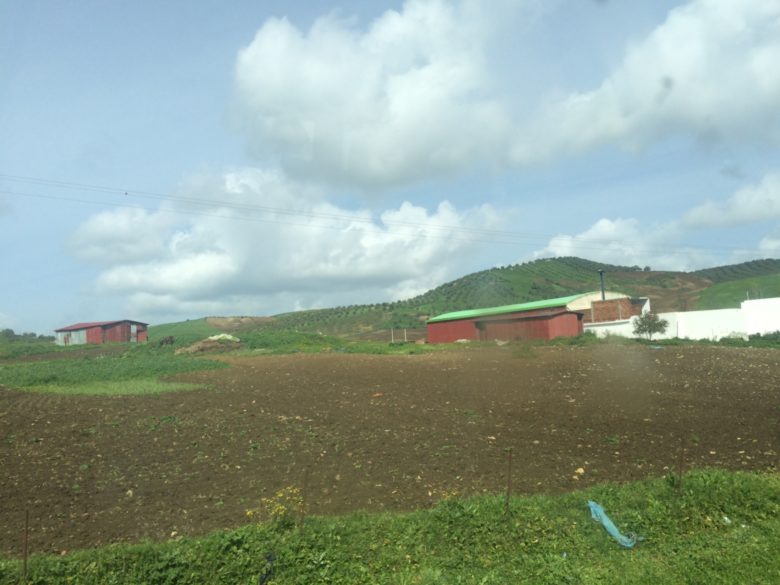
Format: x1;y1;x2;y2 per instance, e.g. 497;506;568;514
587;500;642;548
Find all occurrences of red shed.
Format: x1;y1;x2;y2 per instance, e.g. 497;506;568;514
55;320;148;346
427;294;586;343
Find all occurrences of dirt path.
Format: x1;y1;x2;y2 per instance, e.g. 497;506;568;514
1;344;778;555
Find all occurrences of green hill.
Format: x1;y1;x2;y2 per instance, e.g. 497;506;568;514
692;258;780;283
696;273;780;309
151;257;780;338
147;318;221;345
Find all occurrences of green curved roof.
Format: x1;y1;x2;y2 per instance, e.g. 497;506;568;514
427;293;585;324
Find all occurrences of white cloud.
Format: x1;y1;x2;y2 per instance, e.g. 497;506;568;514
513;0;780;163
75;168;500;318
683;172;780;228
535;170;780;269
534;217;709;270
233;0;512;187
0;311;13;329
758;230;780;254
70;207;177;265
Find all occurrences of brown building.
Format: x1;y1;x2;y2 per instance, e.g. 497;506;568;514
427;292;647;344
55;320;148;346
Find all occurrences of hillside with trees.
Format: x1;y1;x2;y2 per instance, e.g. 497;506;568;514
175;256;780;339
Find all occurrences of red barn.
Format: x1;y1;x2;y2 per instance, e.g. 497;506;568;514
55;320;148;346
426;292;641;343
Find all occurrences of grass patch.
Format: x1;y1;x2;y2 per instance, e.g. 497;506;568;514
239;330;435;356
0;341;72;360
0;353;225;394
147;318;222;346
0;470;777;584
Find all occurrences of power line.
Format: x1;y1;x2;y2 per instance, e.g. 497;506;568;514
0;172;771;256
0;173;544;239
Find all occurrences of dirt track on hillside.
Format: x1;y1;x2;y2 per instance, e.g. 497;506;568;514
1;344;778;555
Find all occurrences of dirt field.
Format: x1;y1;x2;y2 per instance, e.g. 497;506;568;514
1;344;778;556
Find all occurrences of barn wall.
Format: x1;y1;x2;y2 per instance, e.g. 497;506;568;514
86;327;104;344
137;327;148;342
547;313;583;338
104;322;130;343
428;309;585;343
55;330;87;346
478;317;550;341
427;319;478;343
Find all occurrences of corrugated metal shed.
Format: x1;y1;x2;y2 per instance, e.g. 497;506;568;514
426;293;603;343
55;320;148;346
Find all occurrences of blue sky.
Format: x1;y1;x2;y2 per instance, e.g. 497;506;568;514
1;0;779;333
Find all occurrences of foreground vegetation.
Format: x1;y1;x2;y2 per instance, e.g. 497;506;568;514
0;350;226;395
4;328;780;396
1;470;777;584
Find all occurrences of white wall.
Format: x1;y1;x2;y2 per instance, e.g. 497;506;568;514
670;308;746;340
742;298;780;335
586;308;747;340
584;296;780;340
584;318;638;338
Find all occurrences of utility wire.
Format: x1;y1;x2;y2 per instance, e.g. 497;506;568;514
0;173;769;256
0;173;544;239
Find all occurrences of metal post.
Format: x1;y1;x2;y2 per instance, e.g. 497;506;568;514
22;509;29;582
505;448;513;515
598;270;606;300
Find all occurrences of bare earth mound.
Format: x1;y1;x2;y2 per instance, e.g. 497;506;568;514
0;344;778;555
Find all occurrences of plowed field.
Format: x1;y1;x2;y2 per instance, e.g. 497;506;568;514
1;344;778;555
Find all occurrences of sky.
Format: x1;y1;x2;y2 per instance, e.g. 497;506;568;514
1;0;779;334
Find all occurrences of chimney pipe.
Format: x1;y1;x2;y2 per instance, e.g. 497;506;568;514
598;270;606;301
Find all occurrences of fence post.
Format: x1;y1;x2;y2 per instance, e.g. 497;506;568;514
505;448;513;515
22;509;29;583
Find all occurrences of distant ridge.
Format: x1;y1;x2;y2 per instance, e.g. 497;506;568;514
152;256;780;338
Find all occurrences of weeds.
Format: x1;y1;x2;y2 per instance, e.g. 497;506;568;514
246;486;304;529
0;353;225;394
1;470;778;584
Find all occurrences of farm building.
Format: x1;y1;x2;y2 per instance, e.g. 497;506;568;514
426;292;647;343
54;320;148;346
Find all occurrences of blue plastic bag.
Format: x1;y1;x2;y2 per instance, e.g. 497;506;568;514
587;500;643;548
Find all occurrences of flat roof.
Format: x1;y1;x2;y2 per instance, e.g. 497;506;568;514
427;294;585;324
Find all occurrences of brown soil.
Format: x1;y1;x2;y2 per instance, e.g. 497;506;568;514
1;344;778;556
175;338;242;355
611;271;713;312
206;316;275;332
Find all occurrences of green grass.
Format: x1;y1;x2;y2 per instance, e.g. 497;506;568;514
0;340;71;360
147;318;222;346
0;352;226;394
1;470;777;584
240;330;436;356
696;273;780;309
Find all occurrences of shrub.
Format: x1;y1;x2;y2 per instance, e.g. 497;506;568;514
632;312;669;341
